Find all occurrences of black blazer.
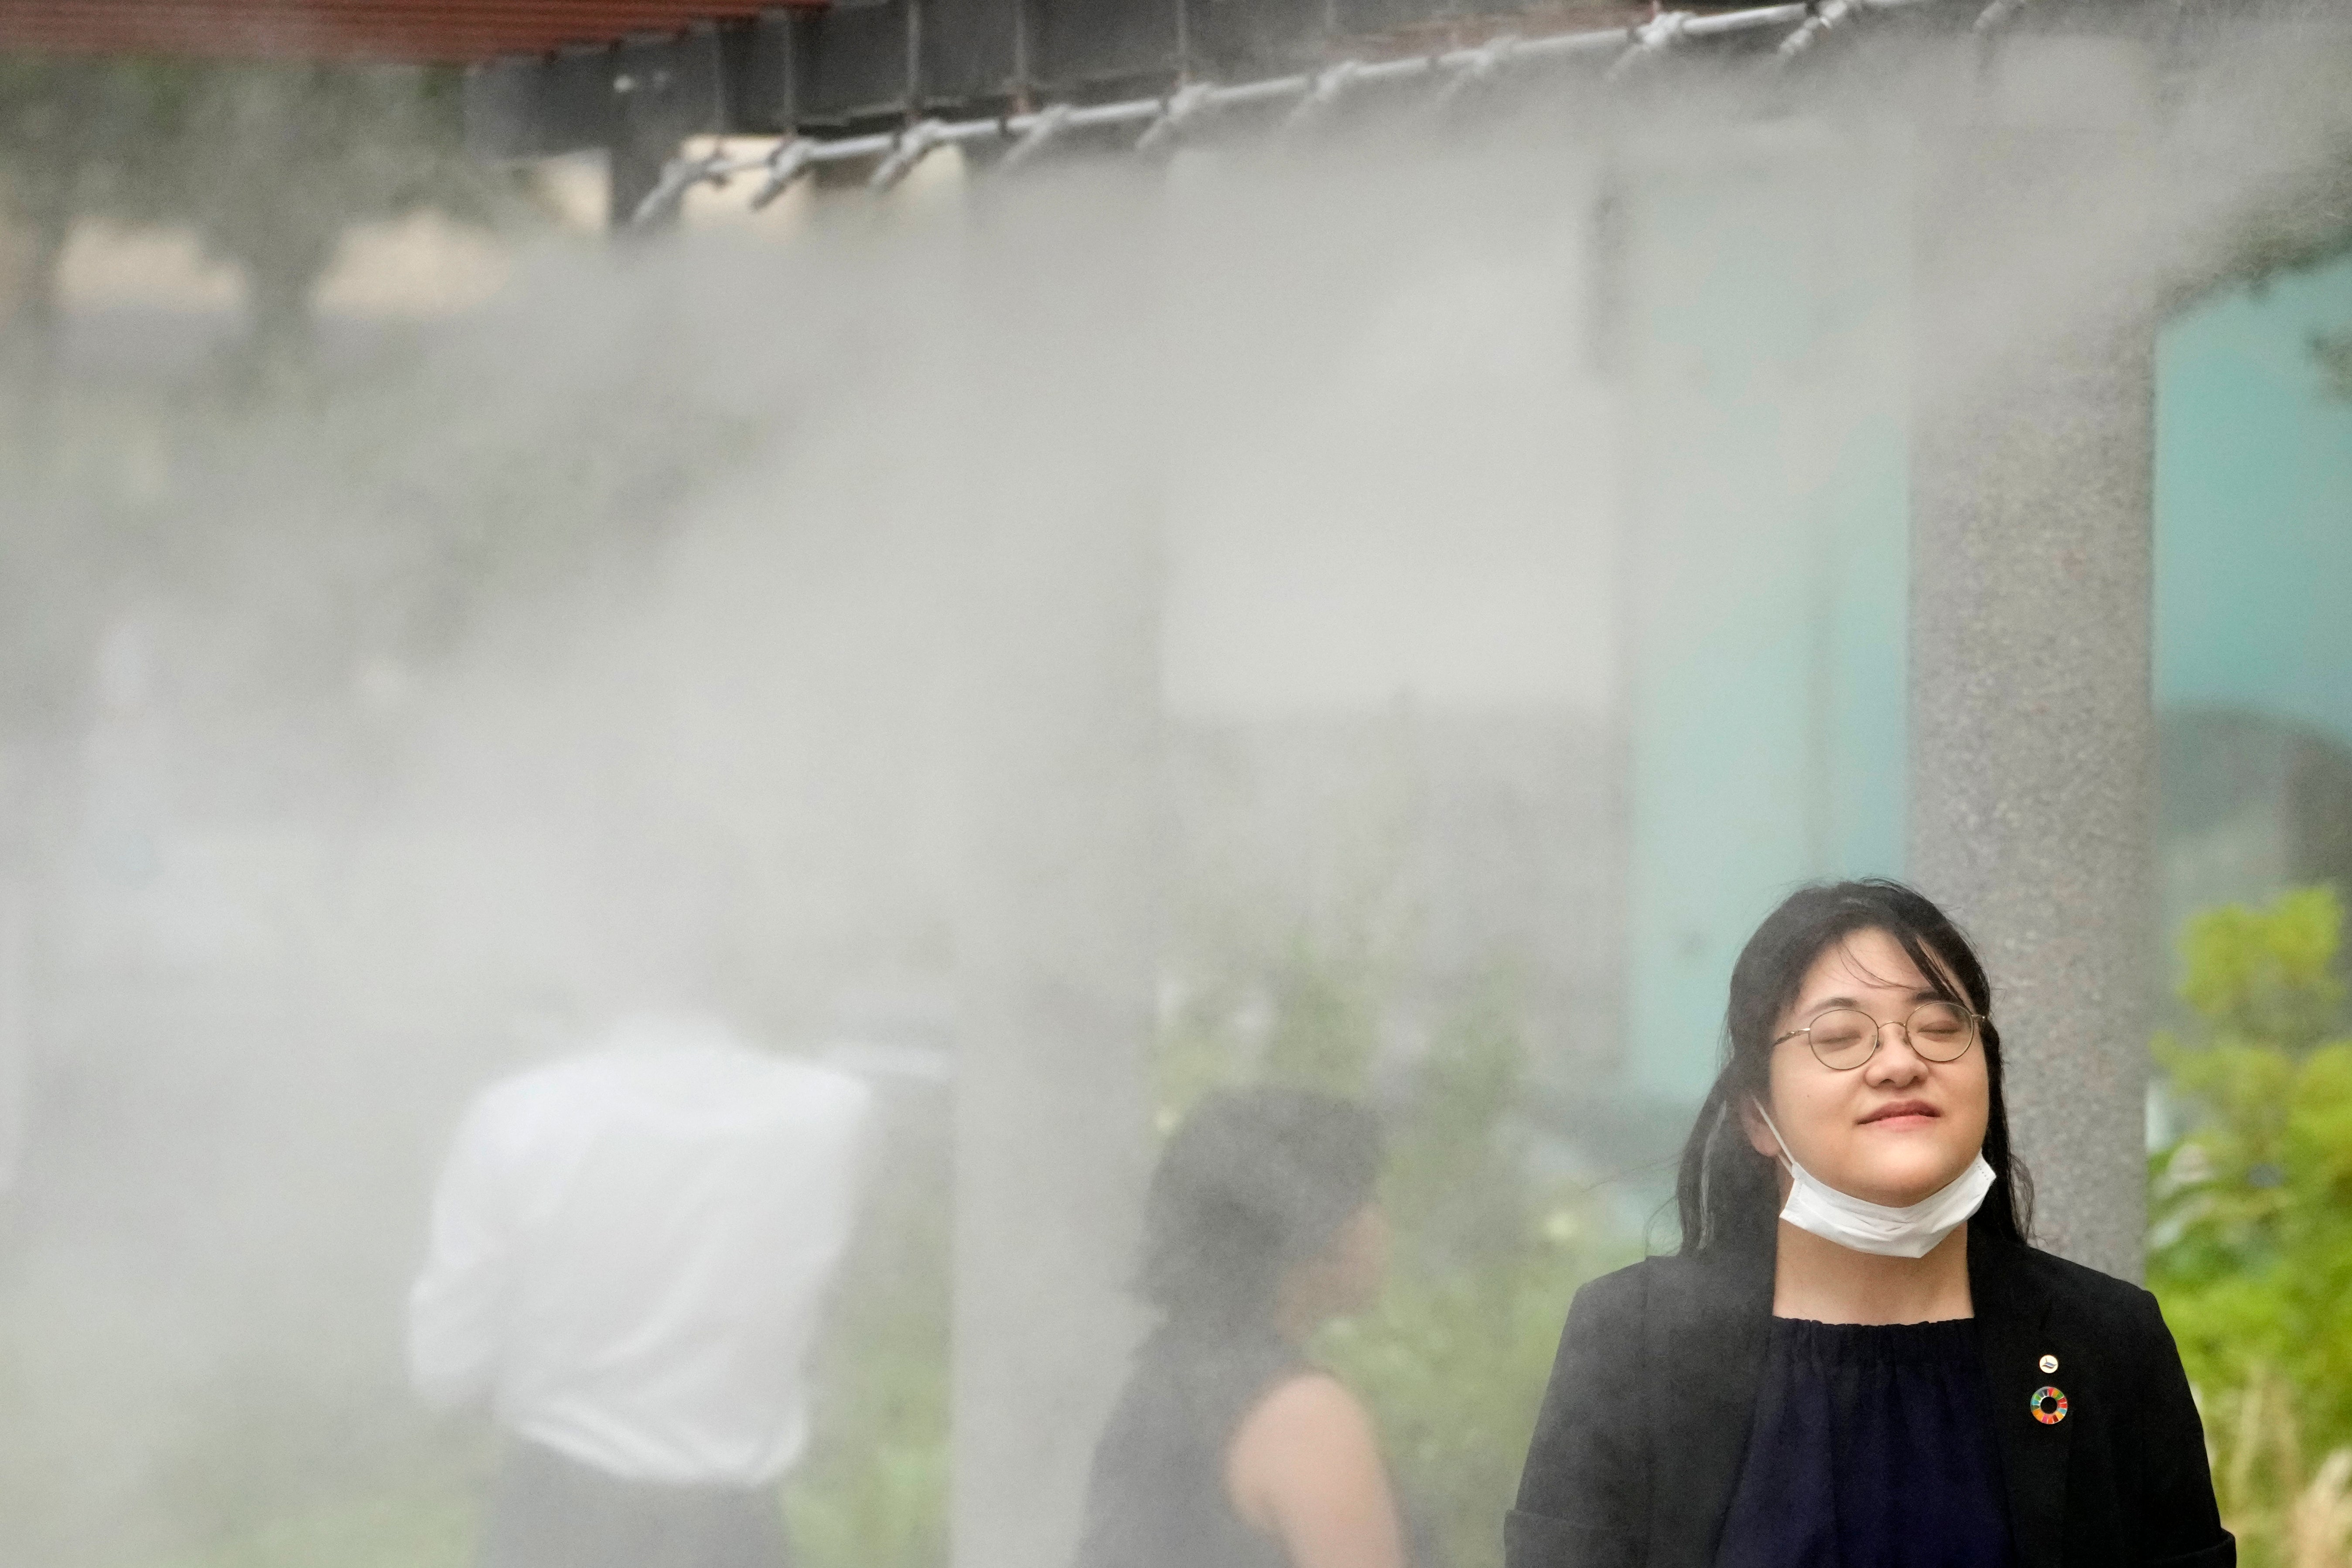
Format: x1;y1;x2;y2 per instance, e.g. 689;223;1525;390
1508;1231;2234;1568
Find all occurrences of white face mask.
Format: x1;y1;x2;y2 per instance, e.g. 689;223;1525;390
1751;1102;1994;1260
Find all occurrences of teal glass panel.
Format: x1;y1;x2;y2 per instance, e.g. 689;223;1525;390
2156;257;2352;746
1620;145;1911;1105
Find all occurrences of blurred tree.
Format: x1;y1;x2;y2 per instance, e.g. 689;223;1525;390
162;63;498;364
0;53;505;368
2150;885;2352;1568
0;57;122;358
2317;330;2352;402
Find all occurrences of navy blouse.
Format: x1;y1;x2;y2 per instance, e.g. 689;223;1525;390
1714;1317;2016;1568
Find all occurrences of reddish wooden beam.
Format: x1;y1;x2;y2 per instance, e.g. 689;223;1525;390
0;0;821;63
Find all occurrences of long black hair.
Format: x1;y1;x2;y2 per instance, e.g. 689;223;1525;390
1137;1086;1384;1325
1673;878;2032;1257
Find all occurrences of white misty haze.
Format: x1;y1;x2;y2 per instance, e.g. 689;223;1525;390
0;12;2348;1567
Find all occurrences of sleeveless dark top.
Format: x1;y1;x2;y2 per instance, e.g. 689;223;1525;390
1072;1317;1307;1568
1715;1318;2016;1568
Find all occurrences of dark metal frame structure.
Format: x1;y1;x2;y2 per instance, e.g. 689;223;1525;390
454;0;1920;223
0;0;1998;225
614;0;1967;223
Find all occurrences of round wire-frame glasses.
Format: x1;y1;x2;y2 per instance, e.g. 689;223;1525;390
1771;1001;1983;1071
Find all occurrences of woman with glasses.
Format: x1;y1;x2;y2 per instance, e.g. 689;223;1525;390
1508;879;2231;1568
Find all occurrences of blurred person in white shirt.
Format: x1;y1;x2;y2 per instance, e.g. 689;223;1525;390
409;1011;872;1568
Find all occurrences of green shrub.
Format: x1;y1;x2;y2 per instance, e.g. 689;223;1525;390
2151;885;2352;1567
784;1097;952;1568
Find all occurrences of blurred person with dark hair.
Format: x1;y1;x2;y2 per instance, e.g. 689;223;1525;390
1509;879;2230;1568
1075;1086;1409;1568
408;1012;870;1568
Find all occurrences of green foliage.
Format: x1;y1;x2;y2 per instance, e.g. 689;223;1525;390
2198;1369;2352;1568
1338;980;1628;1568
784;1287;950;1568
1323;1234;1605;1568
1156;929;1390;1117
2151;885;2352;1517
784;1102;953;1568
2178;885;2346;1049
1382;977;1535;1265
1258;935;1384;1095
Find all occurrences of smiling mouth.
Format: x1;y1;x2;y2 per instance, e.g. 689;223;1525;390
1860;1101;1939;1125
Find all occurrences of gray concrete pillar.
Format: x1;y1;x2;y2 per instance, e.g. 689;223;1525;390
0;743;37;1207
0;879;25;1200
1907;36;2160;1283
951;164;1161;1568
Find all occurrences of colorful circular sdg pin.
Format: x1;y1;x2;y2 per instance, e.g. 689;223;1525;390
2030;1386;2069;1425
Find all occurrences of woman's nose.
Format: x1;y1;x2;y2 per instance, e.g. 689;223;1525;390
1864;1022;1928;1082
